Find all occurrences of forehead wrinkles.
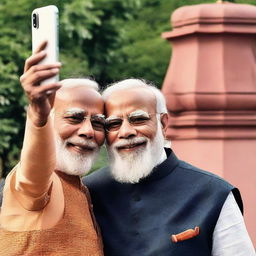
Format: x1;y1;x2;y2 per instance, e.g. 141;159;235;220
105;88;156;116
105;87;156;107
56;87;103;106
54;89;104;116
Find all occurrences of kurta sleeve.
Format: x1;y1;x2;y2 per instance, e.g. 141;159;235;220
12;115;56;210
212;192;255;256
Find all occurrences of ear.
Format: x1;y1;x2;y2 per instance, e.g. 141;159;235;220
160;113;168;135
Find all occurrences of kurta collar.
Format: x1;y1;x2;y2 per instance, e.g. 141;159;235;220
139;148;179;183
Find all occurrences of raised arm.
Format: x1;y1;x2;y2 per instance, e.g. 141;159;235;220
15;41;61;205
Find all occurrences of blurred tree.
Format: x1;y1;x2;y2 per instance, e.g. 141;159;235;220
0;0;31;177
104;0;237;87
0;0;142;176
60;0;142;85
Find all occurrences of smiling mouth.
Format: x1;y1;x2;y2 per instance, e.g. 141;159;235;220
67;143;95;153
117;141;147;151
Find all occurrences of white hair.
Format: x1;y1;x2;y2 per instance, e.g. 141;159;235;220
59;78;99;91
102;78;167;114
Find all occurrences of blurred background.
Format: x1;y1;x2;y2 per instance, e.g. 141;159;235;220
0;0;256;177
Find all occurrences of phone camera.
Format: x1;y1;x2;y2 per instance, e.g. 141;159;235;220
32;13;39;28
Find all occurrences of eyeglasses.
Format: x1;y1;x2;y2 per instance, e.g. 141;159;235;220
105;112;158;132
63;114;105;131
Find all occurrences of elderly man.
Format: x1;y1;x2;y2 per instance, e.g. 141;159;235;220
0;42;104;255
85;79;255;256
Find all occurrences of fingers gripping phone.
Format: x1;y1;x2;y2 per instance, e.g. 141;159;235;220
32;5;59;85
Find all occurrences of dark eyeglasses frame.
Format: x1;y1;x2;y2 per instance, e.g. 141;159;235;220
105;113;160;132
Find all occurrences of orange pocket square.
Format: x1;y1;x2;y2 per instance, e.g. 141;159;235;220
171;226;200;243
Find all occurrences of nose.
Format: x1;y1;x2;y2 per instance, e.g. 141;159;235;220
118;119;137;139
77;119;94;139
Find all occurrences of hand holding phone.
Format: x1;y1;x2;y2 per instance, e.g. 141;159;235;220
20;41;61;126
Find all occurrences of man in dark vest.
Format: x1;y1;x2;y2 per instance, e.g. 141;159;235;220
84;78;255;255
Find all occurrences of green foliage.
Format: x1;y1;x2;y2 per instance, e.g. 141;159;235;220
105;0;173;87
62;0;102;41
90;146;108;174
81;0;142;85
0;0;255;176
0;1;29;176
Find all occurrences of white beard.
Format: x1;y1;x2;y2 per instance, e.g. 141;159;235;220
55;135;99;176
107;121;165;183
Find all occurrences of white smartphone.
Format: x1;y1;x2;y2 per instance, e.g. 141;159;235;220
32;5;59;84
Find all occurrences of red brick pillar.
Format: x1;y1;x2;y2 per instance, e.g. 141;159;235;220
162;2;256;245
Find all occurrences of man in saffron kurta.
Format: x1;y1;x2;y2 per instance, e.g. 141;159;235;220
0;42;104;255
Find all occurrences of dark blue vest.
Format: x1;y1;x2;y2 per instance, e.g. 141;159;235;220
84;149;242;256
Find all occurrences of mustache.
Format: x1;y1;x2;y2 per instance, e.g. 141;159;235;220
64;138;98;149
112;137;148;149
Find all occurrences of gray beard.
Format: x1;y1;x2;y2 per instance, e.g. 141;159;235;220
107;122;165;183
55;135;99;176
